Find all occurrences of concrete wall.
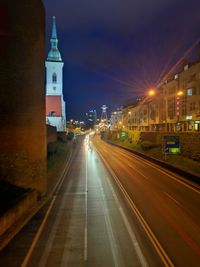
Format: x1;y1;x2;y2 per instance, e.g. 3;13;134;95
140;131;200;161
110;130;200;161
0;1;46;194
179;133;200;161
47;125;57;144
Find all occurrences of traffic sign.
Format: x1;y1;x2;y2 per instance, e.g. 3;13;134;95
163;135;180;154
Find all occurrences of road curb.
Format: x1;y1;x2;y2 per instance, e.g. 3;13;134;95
104;139;200;186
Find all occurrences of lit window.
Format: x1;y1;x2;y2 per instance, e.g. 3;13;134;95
52;73;57;83
184;65;189;71
187;88;193;96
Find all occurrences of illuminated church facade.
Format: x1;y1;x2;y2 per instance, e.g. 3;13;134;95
46;16;66;131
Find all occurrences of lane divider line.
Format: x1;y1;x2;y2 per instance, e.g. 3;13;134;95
21;153;73;267
110;145;200;195
96;147;175;267
106;176;149;267
164;192;180;206
21;196;57;267
52;149;73;196
84;143;88;261
40;179;73;267
97;173;122;267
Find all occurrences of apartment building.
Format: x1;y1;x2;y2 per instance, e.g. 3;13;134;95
111;60;200;132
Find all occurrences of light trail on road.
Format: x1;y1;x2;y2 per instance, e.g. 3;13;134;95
0;136;155;267
2;135;199;266
93;136;200;267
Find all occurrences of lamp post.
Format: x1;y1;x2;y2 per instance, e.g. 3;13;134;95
147;89;156;131
176;91;183;132
128;111;132;130
164;89;168;132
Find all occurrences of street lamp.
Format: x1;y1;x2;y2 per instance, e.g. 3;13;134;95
176;90;184;131
177;91;183;96
147;89;156;131
128;111;132;130
148;89;156;96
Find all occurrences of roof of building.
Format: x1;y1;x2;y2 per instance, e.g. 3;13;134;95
47;16;62;62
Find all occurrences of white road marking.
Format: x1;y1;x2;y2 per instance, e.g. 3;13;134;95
96;147;174;267
164;191;180;205
106;178;149;267
84;142;88;261
110;146;200;195
21;155;72;267
21;196;56;267
97;177;122;267
38;179;73;267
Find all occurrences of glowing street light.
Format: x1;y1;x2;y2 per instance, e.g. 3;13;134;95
148;89;156;96
176;91;184;131
177;91;183;96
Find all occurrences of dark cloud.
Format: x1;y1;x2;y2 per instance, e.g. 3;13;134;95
44;0;179;34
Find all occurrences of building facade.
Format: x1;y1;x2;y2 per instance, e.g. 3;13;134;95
86;109;97;129
111;60;200;132
46;17;66;132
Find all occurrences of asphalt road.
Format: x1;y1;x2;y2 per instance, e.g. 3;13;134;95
93;135;200;267
0;135;199;267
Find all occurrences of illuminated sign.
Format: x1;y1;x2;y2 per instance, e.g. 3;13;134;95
120;131;127;139
163;135;180;154
186;115;192;120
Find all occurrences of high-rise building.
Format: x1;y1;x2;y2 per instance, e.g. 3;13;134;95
45;16;66;131
86;109;97;129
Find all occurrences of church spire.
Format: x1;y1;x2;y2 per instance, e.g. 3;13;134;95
47;16;62;62
51;16;57;43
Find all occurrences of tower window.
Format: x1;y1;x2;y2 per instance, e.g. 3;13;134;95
52;73;57;83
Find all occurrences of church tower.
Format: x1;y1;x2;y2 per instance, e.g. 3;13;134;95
46;16;66;131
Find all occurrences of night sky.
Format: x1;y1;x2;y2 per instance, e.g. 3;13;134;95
44;0;200;120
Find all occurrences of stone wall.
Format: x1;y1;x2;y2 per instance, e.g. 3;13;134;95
110;130;200;161
0;1;46;194
139;132;200;161
179;133;200;161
